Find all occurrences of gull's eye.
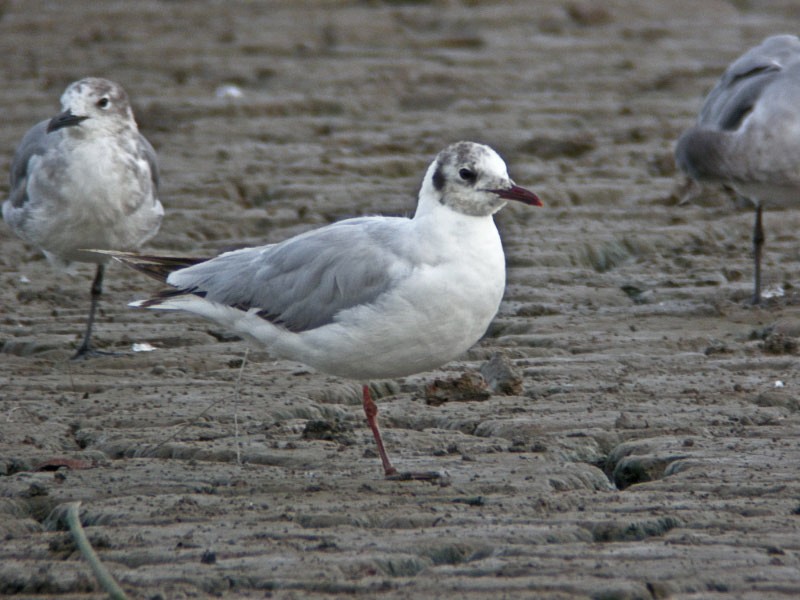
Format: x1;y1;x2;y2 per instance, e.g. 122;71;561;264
459;168;476;182
97;97;110;109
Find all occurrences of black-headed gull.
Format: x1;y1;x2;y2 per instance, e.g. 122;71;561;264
675;35;800;304
3;77;164;358
106;141;541;478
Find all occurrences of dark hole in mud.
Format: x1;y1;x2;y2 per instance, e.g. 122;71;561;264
612;458;652;489
591;516;682;543
301;419;354;445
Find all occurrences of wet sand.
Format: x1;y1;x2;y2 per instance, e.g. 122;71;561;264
2;1;800;598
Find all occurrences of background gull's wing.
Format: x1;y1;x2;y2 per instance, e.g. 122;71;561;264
5;120;49;212
675;35;800;183
698;35;800;131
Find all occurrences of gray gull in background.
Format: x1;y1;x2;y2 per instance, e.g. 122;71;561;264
103;141;541;479
3;77;164;358
675;34;800;304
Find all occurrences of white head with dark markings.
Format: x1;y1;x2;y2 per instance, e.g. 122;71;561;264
417;141;541;218
47;77;136;137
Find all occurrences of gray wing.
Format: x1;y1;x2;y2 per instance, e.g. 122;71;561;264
137;133;160;195
676;35;800;181
166;217;416;332
6;120;49;210
698;35;800;130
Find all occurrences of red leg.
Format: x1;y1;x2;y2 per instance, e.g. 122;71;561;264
362;384;397;476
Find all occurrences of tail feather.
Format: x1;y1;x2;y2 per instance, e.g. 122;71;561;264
84;250;208;283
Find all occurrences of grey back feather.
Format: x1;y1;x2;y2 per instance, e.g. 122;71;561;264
676;35;800;182
698;35;800;130
7;120;49;209
167;216;418;333
137;133;160;193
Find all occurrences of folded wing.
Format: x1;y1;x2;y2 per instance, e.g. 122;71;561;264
158;217;416;333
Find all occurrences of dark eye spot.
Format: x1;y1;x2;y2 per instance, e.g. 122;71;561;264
459;168;476;182
97;97;110;109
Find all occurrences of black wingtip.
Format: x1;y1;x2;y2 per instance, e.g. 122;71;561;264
130;286;208;309
81;250;208;283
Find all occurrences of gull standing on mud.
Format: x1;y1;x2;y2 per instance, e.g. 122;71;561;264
3;77;164;358
675;34;800;304
107;141;541;479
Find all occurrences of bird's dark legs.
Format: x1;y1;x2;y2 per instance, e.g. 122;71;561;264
72;263;108;359
362;384;398;477
362;384;443;481
752;204;764;305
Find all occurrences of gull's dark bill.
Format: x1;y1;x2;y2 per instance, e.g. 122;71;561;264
491;184;542;206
